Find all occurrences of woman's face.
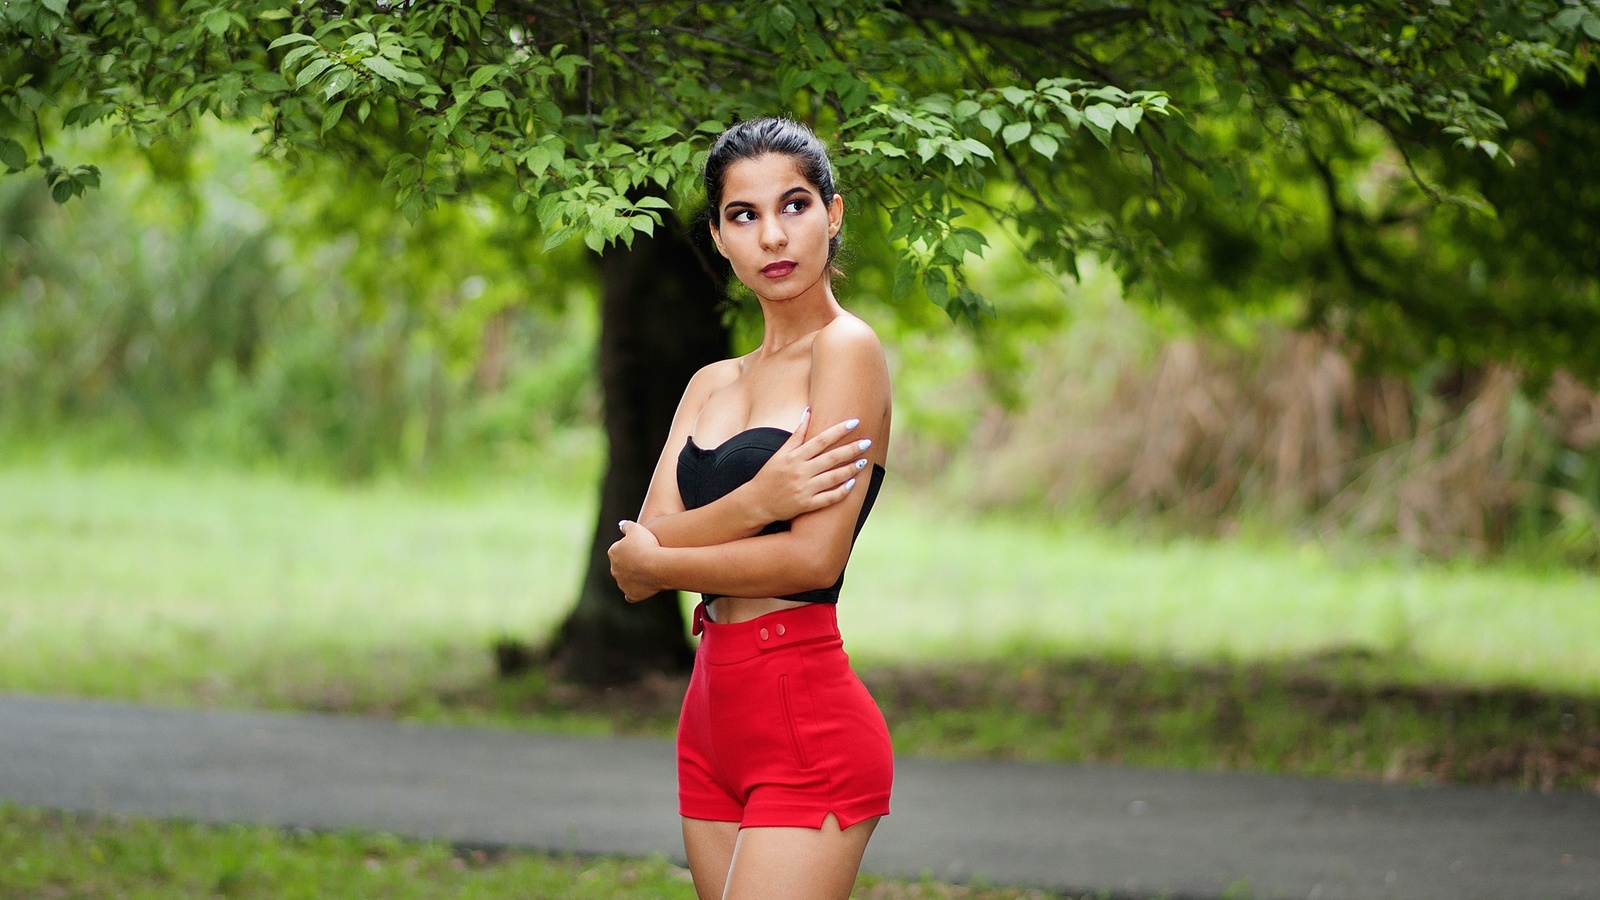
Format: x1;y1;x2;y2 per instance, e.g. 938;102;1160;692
709;153;843;303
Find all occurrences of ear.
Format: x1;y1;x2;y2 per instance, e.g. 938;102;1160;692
708;218;727;257
826;193;844;238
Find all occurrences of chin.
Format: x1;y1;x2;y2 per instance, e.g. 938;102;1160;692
746;268;824;303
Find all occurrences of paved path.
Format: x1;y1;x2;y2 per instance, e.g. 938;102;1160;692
2;694;1597;899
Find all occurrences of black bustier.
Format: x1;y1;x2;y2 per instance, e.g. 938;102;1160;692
676;426;885;604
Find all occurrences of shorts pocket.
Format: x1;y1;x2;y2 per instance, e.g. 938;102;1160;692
778;674;811;769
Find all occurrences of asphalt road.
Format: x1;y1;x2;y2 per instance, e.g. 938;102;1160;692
2;694;1597;899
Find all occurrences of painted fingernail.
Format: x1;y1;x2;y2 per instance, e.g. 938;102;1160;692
617;520;628;531
857;439;872;451
844;418;860;429
844;477;857;491
855;458;868;470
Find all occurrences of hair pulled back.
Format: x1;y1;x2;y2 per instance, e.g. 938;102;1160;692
702;117;841;265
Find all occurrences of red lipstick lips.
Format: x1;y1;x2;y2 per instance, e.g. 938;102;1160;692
761;260;797;278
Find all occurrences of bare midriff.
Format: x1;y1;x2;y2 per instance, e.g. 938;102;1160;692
706;596;813;624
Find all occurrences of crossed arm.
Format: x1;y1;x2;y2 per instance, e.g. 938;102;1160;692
608;319;890;602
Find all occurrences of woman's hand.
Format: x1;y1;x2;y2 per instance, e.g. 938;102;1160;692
746;408;874;524
609;519;665;602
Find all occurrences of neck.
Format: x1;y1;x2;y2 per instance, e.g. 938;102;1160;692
756;276;843;355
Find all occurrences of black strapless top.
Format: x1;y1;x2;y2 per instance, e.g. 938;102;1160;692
677;425;885;604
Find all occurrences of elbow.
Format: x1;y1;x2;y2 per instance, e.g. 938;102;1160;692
789;547;848;594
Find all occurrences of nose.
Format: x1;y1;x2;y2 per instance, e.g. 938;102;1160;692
759;213;787;251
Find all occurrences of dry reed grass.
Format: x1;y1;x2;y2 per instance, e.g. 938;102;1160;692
897;320;1600;562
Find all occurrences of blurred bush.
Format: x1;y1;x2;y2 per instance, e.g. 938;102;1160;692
5;127;1597;565
0;131;598;480
887;260;1600;566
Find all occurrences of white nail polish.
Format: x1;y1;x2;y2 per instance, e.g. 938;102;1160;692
857;439;872;451
844;477;857;491
845;418;860;429
855;458;868;470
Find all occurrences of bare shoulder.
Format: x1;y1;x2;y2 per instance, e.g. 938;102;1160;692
686;357;742;394
812;313;886;364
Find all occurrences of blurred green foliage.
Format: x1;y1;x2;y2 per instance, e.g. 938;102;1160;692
5;0;1595;359
0;127;597;478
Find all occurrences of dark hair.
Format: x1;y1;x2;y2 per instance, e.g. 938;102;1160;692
702;117;841;265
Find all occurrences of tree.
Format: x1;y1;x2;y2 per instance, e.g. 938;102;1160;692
4;0;1591;682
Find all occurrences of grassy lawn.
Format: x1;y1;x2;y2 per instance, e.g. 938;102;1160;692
0;806;1071;900
1;460;1597;792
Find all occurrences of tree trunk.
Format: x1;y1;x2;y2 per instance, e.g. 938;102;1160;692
549;219;729;685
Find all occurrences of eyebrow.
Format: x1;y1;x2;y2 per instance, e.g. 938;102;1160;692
722;185;816;215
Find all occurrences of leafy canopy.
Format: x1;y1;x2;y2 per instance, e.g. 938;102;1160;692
2;0;1592;355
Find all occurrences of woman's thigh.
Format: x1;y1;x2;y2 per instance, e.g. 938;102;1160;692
722;813;880;900
683;817;740;900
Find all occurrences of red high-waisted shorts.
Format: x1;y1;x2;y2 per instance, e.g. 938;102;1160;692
677;601;893;830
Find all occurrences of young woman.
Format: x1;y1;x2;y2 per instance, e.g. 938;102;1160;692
607;117;894;900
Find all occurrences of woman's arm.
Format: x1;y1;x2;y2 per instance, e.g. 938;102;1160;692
643;410;872;548
612;317;890;600
628;359;872;557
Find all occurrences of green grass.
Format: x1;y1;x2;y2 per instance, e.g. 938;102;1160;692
843;507;1600;693
2;461;1595;893
0;806;695;899
3;459;1595;710
0;806;1073;899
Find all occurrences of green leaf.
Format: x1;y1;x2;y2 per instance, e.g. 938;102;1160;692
978;107;1003;135
250;72;290;92
954;139;994;160
584;229;606;253
323;69;354;100
543;225;576;250
360;56;424;85
640;124;678;142
1084;104;1118;132
51;179;74;203
42;0;68;14
780;68;810;99
1551;8;1585;31
1584;14;1600;41
770;4;795;33
923;267;950;309
0;138;27;172
295;57;335;88
1002;121;1031;145
268;33;317;49
258;8;292;20
892;258;917;302
202;8;231;37
17;88;50;112
1115;106;1143;131
469;65;501;90
321;99;347;134
1029;133;1059;159
478;90;509;109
